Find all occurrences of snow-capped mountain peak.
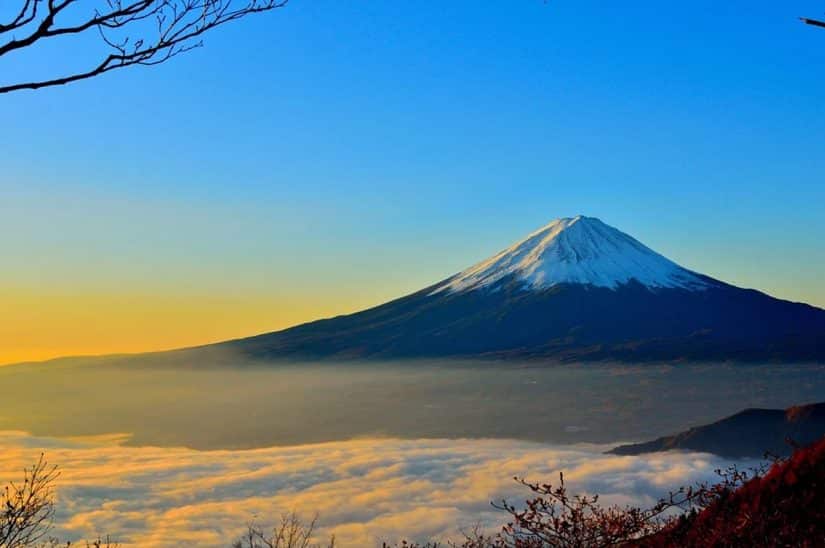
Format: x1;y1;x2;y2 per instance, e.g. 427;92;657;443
432;216;711;294
222;214;824;362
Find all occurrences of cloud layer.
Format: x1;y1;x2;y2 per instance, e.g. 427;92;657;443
0;432;745;547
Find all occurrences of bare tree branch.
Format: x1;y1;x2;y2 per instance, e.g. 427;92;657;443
0;453;58;548
233;512;337;548
801;16;825;29
0;0;288;93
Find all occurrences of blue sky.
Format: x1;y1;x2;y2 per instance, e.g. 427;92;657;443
2;0;825;360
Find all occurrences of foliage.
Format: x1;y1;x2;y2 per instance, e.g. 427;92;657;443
41;536;118;547
393;438;825;548
644;437;825;547
233;512;336;548
6;437;825;547
488;472;703;548
0;455;118;548
0;454;57;548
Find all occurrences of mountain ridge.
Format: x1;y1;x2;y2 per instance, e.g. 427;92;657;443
609;402;825;457
10;216;823;367
216;217;825;363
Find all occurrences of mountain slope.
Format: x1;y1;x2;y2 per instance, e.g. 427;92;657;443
640;435;825;547
609;402;825;457
221;216;825;362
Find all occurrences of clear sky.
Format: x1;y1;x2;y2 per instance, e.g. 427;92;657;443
2;0;824;364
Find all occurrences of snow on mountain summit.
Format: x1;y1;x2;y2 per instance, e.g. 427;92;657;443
432;216;711;294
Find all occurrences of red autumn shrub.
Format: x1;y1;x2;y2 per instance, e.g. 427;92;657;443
424;437;825;547
643;436;825;547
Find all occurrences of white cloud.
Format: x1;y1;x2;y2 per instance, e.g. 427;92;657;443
0;432;747;547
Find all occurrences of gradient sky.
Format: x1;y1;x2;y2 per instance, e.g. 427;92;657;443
2;0;825;364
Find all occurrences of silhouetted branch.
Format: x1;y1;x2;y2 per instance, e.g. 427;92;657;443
0;0;288;93
233;512;336;548
0;454;58;548
801;16;825;28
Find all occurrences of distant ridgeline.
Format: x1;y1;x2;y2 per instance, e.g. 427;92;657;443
610;402;825;458
215;216;825;363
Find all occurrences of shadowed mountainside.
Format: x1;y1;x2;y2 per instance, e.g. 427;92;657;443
213;217;825;363
610;402;825;458
220;278;825;363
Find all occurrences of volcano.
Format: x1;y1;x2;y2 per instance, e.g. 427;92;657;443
222;216;825;362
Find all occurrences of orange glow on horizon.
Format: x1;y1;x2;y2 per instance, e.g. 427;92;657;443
0;288;377;366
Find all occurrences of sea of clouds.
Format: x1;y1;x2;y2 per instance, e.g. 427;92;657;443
0;431;747;547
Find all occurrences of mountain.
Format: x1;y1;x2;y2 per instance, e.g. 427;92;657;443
431;216;709;293
222;215;825;362
609;402;825;458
